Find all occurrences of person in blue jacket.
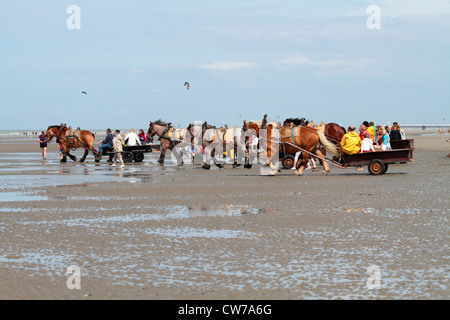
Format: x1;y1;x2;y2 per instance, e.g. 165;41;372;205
98;128;114;154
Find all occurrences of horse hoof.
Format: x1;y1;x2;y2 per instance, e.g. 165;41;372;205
202;164;211;170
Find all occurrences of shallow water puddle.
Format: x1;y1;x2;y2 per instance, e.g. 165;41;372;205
168;204;264;218
145;226;257;239
0;191;47;202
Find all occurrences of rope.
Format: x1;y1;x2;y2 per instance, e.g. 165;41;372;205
260;136;345;169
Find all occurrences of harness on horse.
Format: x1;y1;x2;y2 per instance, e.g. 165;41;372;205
55;124;66;144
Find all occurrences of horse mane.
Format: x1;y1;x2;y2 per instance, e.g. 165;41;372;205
48;125;63;130
283;117;310;126
153;119;170;126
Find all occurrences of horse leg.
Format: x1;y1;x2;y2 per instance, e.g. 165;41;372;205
157;142;167;165
212;148;224;169
170;144;184;166
87;142;101;162
80;149;88;163
315;149;330;175
67;152;77;161
202;143;211;169
157;152;165;165
65;146;76;162
266;149;280;175
295;153;309;176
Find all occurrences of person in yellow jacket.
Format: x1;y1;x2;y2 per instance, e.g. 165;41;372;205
339;126;361;155
363;121;375;142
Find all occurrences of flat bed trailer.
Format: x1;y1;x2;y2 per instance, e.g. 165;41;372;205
279;139;414;175
98;143;160;163
342;139;414;175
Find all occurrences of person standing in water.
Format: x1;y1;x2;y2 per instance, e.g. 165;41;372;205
38;131;47;160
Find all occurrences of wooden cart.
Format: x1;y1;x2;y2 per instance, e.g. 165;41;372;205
342;139;414;175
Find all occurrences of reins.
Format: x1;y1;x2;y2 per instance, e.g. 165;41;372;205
258;134;345;169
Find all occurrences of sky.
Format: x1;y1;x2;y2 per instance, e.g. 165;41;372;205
1;0;449;130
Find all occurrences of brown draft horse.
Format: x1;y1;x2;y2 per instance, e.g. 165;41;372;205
242;120;284;169
283;118;345;146
222;126;247;168
323;122;346;146
186;121;226;169
262;124;339;176
242;120;263;168
147;120;188;165
46;125;99;162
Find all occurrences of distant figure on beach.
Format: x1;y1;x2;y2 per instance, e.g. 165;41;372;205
38;131;47;160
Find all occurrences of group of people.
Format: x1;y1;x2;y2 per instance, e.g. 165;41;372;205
339;121;406;170
98;129;126;167
123;129;149;146
97;128;149;167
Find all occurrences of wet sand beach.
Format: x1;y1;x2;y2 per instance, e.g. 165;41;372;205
0;131;448;300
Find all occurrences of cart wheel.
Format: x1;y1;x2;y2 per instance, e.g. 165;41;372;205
134;153;144;162
122;151;134;163
282;155;295;169
368;159;386;175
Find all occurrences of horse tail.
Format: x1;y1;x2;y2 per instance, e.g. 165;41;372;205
318;131;339;157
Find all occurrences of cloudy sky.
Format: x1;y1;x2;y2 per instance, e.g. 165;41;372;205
1;0;449;130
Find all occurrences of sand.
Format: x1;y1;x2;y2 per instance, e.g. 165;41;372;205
0;132;448;300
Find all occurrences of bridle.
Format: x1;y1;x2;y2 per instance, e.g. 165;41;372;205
46;125;65;144
148;123;171;141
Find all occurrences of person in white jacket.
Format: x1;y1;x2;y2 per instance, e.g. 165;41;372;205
125;128;141;146
361;133;375;153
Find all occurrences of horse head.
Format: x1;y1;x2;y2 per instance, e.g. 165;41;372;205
46;125;63;143
147;122;156;140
